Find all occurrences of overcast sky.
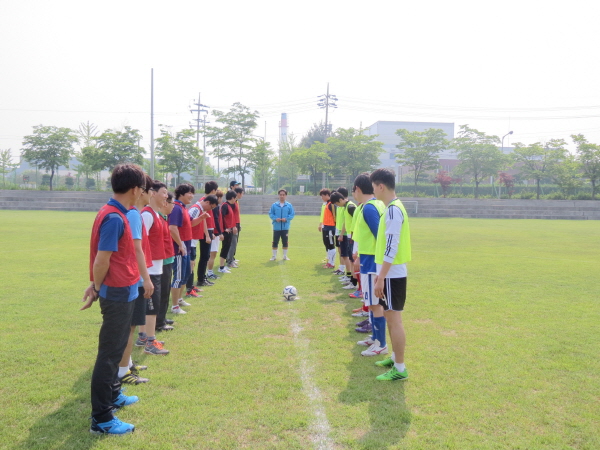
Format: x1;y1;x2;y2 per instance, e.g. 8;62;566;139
2;0;600;164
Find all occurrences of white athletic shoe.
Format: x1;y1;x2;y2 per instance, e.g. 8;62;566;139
351;311;369;317
361;340;388;356
178;298;191;306
357;337;375;346
269;256;277;261
218;267;232;273
283;256;291;261
343;284;356;290
171;305;187;315
339;276;350;283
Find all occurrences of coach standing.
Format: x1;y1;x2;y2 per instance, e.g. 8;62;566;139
269;189;295;261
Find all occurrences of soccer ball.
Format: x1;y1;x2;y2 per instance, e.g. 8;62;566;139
282;285;298;301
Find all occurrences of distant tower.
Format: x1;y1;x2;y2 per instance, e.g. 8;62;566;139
279;113;288;143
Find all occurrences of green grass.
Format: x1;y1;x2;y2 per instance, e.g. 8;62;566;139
1;211;599;450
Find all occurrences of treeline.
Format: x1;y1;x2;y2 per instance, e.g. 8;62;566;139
397;125;600;200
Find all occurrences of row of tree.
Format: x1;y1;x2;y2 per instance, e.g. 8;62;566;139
396;125;600;199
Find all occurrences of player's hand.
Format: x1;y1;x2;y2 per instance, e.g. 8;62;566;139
180;245;187;256
374;276;385;300
282;218;287;222
233;227;238;235
337;235;343;242
276;218;281;222
80;284;98;310
200;211;209;219
318;225;322;232
143;278;154;299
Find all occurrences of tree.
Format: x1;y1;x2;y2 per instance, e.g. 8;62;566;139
93;126;144;171
21;125;78;190
276;135;301;193
497;172;515;198
74;121;100;187
300;122;327;148
327;127;385;181
549;153;583;197
395;128;449;195
572;134;600;199
512;139;566;199
155;127;200;186
433;170;457;197
453;125;507;198
291;142;330;194
0;149;17;187
248;140;276;193
208;102;259;188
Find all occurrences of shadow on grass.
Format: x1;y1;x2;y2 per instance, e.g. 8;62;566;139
338;301;412;448
18;369;104;450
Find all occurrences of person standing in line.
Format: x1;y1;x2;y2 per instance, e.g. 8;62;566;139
268;189;295;261
218;190;238;273
156;193;176;324
81;163;147;435
206;189;224;280
371;168;411;381
226;186;244;268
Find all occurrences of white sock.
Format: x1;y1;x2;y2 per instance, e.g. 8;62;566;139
327;249;336;265
394;362;406;372
272;249;277;257
118;366;129;378
207;270;213;275
283;249;288;257
339;264;345;271
128;356;132;367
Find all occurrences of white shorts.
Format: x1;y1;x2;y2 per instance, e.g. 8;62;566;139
360;273;380;307
210;238;220;253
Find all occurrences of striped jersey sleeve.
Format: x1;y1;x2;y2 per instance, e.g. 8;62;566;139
383;204;404;264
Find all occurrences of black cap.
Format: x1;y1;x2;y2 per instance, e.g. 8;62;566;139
229;180;240;187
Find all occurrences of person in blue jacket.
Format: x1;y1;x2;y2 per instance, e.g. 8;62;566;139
269;189;295;261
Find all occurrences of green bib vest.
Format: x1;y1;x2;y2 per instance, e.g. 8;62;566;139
353;199;384;255
375;198;412;265
335;204;345;231
344;200;357;235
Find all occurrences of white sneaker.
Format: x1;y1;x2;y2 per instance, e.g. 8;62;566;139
270;256;276;261
228;262;239;268
218;267;231;274
339;276;350;283
283;256;291;261
178;298;191;307
361;340;388;356
343;284;356;290
357;337;375;346
351;311;369;317
171;305;187;314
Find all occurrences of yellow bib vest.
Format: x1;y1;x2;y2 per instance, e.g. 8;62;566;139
335;204;345;232
344;200;356;235
353;199;385;255
375;198;412;265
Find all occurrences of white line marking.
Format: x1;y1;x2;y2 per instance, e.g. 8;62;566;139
290;316;334;450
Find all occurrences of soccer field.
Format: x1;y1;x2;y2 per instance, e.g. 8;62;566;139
1;211;599;450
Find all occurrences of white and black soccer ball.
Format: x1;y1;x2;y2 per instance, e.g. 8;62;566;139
282;285;298;301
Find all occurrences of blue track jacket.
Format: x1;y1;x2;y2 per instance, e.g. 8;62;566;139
269;201;295;231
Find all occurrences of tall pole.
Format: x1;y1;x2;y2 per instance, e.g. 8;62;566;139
190;94;208;188
500;131;513;198
150;68;155;179
202;114;207;183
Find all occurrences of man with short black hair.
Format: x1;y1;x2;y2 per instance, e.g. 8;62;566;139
269;189;295;260
226;186;244;268
218;190;238;273
81;163;147;435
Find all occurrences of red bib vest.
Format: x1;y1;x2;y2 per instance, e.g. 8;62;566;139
141;206;167;260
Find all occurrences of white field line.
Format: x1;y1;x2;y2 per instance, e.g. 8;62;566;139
290;316;334;450
277;261;333;449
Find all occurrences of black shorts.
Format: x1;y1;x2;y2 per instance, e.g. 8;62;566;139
131;287;147;326
189;246;197;262
339;236;350;257
272;230;289;248
380;277;407;312
146;274;162;316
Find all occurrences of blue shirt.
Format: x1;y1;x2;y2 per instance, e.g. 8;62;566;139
269;201;295;231
126;207;144;287
97;198;139;302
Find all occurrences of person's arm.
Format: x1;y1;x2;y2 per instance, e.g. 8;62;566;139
285;204;295;222
318;203;324;231
169;225;186;256
269;204;278;222
190;212;209;227
203;217;211;243
133;238;154;299
374;207;403;299
81;250;112;310
363;204;381;238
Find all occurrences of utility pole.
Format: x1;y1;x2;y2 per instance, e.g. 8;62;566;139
150;68;155;179
190;93;209;188
317;82;338;187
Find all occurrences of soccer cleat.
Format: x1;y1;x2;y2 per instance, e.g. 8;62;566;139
357;337;375;346
207;273;219;280
376;366;408;381
343;284;357;290
349;290;363;299
165;319;175;325
144;340;170;355
323;263;335;269
352;307;363;313
134;337;147;347
171;305;187;314
112;391;139;408
269;256;276;261
339;276;350;282
156;325;174;332
283;256;291;261
355;323;372;333
351;311;369;317
361;340;388;356
356;319;369;327
375;357;395;367
333;269;344;275
192;286;204;292
228;262;239;268
120;370;149;385
218;267;231;274
129;362;147;373
200;279;214;286
90;417;135;435
184;291;198;300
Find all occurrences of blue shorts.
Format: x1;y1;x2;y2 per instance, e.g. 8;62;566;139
340;236;350;257
171;253;191;288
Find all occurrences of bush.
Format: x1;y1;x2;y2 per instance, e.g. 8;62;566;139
85;178;96;190
544;192;566;200
516;191;535;199
574;193;594;200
